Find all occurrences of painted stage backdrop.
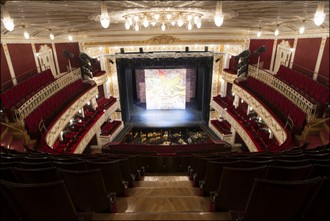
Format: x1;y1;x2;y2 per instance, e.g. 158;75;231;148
145;69;186;109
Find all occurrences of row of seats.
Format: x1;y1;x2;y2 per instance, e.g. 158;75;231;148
242;77;307;133
187;147;329;196
1;145;328;220
24;80;94;139
0;69;54;110
101;121;122;136
227;105;279;151
213;95;233;108
96;96;117;111
229;176;329;221
277;65;329;105
51;99;119;154
210;119;232;135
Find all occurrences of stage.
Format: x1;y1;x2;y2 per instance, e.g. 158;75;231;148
130;100;203;128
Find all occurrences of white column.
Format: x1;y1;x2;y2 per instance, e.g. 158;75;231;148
270;39;278;73
31;43;41;73
233;94;239;109
100;55;106;71
52;43;60;76
289;38;298;69
91;97;98;110
220;78;227;97
2;43;17;85
95;129;102;146
313;37;327;80
230;127;236;146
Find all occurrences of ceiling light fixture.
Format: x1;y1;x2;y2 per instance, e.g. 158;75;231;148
123;9;203;31
299;21;305;34
214;1;224;27
23;30;30;39
1;5;15;31
314;2;326;26
100;1;110;29
257;27;262;38
274;24;279;36
49;32;55;40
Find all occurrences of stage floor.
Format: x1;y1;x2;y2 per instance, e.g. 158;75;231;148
130;100;202;128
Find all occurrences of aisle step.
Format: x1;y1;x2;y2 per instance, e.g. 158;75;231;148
92;211;231;220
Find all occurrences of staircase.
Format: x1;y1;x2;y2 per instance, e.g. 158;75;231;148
297;117;330;149
0;122;36;152
92;173;231;220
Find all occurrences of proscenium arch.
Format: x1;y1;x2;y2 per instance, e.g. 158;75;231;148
115;56;214;124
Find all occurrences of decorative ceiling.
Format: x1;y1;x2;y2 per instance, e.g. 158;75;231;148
1;1;329;43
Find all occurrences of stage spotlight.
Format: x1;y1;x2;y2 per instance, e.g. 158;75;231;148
139;47;143;53
185;47;189;52
204;46;208;52
215;58;220;63
109;59;114;64
120;48;125;53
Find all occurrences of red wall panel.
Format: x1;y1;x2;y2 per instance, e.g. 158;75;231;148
1;44;12;90
318;37;329;81
55;42;81;73
7;43;36;79
249;39;274;69
293;38;321;76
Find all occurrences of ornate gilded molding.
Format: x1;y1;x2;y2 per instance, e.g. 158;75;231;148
210;101;258;152
74;101;121;154
209;120;233;144
222;69;237;84
232;83;287;145
84;35;245;47
93;72;108;86
15;68;81;121
146;35;180;44
45;86;99;147
249;65;316;121
99;122;124;146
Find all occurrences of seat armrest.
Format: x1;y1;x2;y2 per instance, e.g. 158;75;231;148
210;191;218;202
230;210;245;221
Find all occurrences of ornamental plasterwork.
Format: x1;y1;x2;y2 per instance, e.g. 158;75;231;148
73;105;122;154
74;114;105;154
84;35;245;47
226;115;258;152
15;68;81;121
146;35;179;44
232;84;287;145
99;122;124;146
46;86;99;147
249;65;316;120
222;69;237;84
209;121;233;144
93;72;108;86
223;44;243;56
210;100;258;152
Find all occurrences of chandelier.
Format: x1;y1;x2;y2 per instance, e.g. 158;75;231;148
1;5;15;32
123;9;203;31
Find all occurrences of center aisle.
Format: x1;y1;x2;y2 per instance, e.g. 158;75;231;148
93;173;231;220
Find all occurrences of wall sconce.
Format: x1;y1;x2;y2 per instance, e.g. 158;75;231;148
68;35;73;41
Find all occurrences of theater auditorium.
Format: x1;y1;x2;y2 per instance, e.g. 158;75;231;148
0;1;329;220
